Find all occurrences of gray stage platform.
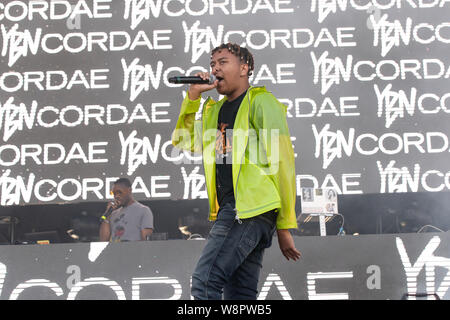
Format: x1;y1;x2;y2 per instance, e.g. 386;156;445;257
0;232;448;300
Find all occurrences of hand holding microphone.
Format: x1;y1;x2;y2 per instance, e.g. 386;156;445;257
173;72;218;101
100;201;118;223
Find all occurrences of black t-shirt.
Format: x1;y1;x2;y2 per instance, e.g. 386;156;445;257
215;90;247;208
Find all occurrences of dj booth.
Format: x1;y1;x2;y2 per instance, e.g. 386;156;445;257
0;231;448;300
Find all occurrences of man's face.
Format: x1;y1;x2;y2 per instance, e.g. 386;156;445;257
210;49;248;96
112;184;132;207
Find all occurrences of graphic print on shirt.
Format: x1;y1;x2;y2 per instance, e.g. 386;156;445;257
113;213;127;241
216;122;232;164
114;226;125;240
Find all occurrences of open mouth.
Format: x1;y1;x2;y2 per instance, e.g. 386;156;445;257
216;76;224;83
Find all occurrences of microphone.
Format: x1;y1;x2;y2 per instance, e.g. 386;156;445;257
168;74;216;84
100;202;115;223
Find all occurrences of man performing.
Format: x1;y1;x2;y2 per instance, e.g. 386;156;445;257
172;43;301;300
99;178;154;242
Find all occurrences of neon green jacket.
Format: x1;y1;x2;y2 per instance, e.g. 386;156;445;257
172;86;298;229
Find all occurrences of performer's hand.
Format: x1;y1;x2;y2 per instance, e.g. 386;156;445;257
277;229;302;261
104;200;119;215
187;72;218;100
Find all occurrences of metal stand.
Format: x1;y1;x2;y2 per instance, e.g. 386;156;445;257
299;213;335;237
319;214;327;236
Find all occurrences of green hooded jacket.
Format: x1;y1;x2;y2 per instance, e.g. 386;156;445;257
172;86;298;230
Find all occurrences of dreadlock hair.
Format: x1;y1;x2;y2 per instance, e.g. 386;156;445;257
211;43;255;77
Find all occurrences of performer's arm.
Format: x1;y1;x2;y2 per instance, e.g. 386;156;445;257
141;228;153;241
140;208;154;240
172;72;218;153
99;202;115;242
252;93;297;229
252;93;301;261
99;221;111;242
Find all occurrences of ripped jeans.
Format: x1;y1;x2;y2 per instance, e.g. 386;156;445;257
191;202;277;300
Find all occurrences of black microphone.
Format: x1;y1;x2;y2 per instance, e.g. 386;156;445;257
100;202;115;223
168;74;216;84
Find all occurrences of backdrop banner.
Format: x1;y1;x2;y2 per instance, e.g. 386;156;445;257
1;1;449;207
